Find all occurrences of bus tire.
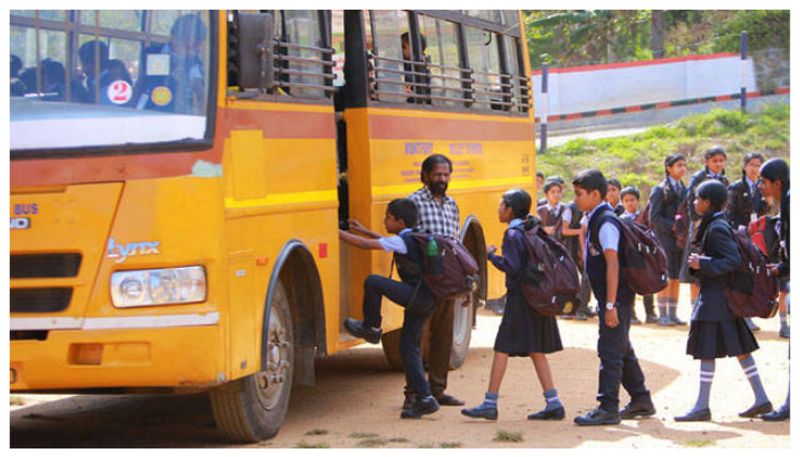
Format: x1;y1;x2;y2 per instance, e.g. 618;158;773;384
210;281;294;443
448;295;474;369
380;328;404;371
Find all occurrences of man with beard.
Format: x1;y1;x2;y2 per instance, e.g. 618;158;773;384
405;154;464;408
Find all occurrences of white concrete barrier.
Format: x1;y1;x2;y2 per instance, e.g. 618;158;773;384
532;53;757;116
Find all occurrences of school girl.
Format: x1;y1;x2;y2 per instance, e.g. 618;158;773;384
757;158;790;421
679;146;729;324
649;153;688;326
461;189;565;421
675;180;772;421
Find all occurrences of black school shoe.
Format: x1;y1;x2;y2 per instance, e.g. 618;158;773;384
527;406;565;420
343;318;381;344
645;314;659;324
739;401;772;418
761;406;790;421
574;407;621;426
401;395;439;419
674;408;711;422
435;393;465;406
620;401;656;419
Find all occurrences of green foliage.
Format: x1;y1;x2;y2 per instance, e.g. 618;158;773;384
537;104;789;203
525;10;789;68
712;10;790;53
294;440;330;448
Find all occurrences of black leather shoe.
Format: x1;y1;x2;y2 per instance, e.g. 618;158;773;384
674;408;711;422
575;311;588;321
435;393;465;406
344;318;381;344
528;406;565;420
631;316;642;325
574;407;620;426
461;404;498;420
401;395;439;419
761;406;789;421
402;394;416;411
620;401;656;419
739;401;773;418
645;314;659;324
670;316;686;326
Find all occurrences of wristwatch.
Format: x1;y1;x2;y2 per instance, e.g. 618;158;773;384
605;302;618;310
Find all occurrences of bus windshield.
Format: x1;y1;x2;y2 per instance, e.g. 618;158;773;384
10;10;213;153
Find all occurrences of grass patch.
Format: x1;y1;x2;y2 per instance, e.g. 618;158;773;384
440;442;463;448
494;430;524;443
356;438;387;448
349;431;379;439
294;440;329;448
305;428;328;436
537;103;790;204
388;437;410;443
10;395;26;406
684;439;714;447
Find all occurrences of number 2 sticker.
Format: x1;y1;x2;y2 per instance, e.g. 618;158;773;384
107;80;132;105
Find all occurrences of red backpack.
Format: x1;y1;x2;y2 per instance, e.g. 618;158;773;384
637;202;652;228
595;213;669;295
721;226;780;318
517;223;581;316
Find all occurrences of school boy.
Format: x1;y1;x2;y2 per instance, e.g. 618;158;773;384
340;198;440;419
649;154;689;326
758;158;790;421
675;180;771;421
572;169;655;425
619;186;657;324
606;178;625;216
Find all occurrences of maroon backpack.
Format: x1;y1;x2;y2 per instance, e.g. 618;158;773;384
674;197;691;250
595;213;669;295
517;224;581;316
637;202;652;229
721;227;780;318
407;232;480;300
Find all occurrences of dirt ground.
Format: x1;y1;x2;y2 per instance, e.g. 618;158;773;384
9;291;791;448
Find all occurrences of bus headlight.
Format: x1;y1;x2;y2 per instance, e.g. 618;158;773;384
111;266;207;308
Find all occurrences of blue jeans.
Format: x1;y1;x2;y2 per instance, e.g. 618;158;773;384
362;274;436;398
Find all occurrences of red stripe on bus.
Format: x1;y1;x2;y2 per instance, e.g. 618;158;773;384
225;108;336;139
369;114;534;141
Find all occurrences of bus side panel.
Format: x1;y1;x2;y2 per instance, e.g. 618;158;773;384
222;113;341;375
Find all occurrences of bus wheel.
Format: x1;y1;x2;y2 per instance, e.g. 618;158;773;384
448;295;474;369
210;281;294;443
380;329;404;371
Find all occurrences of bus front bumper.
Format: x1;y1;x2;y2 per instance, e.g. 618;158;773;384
10;313;223;391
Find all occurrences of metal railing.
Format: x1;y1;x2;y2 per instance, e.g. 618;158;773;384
370;54;530;112
272;40;336;97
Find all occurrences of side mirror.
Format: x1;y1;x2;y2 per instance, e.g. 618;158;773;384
236;12;274;91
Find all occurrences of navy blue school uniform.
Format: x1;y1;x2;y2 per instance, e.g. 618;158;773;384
488;218;563;356
680;169;730;283
362;228;437;397
686;212;759;359
586;203;652;412
726;173;767;231
649;177;687;280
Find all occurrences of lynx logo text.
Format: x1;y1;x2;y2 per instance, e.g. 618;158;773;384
107;238;161;264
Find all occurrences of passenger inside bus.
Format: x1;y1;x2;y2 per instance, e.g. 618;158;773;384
401;32;431;104
133;13;207;115
10;54;26;96
77;40;112;104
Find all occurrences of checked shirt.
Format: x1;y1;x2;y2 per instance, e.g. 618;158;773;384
409;186;460;239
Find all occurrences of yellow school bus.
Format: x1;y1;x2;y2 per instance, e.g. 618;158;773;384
10;9;535;441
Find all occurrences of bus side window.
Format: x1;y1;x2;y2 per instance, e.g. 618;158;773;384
368;10;409;103
464;26;506;112
274;10;332;99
